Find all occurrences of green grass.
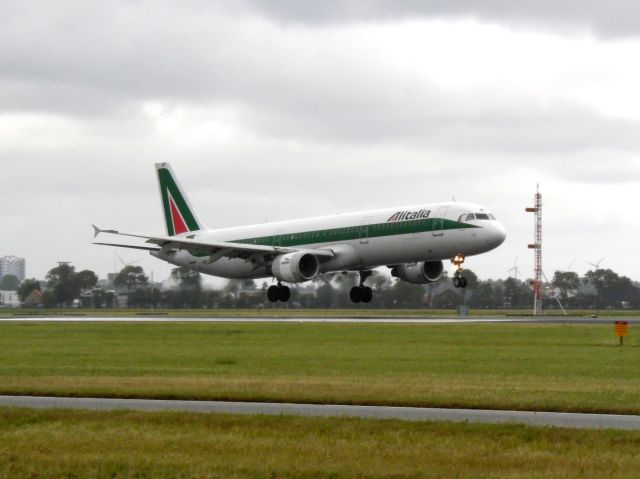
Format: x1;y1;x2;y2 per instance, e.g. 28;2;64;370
2;407;640;478
0;322;639;414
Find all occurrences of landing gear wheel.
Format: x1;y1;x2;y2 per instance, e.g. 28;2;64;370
267;284;291;303
278;285;291;302
451;254;467;288
350;286;362;303
351;270;374;304
267;285;280;302
361;286;373;304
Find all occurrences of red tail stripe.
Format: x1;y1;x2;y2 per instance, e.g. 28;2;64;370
169;195;189;235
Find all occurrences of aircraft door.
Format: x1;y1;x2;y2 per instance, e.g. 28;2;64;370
359;217;373;244
432;206;450;237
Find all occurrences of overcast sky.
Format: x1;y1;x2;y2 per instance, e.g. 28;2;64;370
2;0;640;285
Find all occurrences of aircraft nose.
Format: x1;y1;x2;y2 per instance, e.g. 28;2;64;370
493;221;507;247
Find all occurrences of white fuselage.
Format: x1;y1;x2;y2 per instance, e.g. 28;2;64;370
151;201;506;280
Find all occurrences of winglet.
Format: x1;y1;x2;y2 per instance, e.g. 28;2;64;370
92;224;101;238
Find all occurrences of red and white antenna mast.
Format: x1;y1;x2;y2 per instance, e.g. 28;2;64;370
526;185;543;316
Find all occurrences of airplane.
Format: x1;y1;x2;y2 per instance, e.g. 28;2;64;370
93;163;507;303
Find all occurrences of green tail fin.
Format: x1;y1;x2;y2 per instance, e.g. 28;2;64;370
155;163;206;236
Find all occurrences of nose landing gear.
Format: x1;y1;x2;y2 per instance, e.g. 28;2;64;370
453;276;467;288
452;254;468;289
267;282;291;302
350;270;373;304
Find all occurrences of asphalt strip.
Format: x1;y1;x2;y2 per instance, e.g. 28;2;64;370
0;317;515;323
1;316;638;324
1;395;640;430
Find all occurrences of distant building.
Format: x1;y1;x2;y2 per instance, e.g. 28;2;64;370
0;256;26;282
0;290;20;308
23;289;43;308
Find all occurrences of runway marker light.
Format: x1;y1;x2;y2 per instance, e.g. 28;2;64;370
615;321;629;346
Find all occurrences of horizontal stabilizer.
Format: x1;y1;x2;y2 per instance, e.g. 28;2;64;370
94;242;161;252
92;224;119;238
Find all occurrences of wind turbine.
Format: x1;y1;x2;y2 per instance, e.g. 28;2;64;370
566;257;577;271
587;258;605;270
586;257;605;315
114;251;142;270
507;257;521;281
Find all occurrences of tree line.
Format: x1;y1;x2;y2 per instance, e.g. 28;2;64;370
9;262;640;310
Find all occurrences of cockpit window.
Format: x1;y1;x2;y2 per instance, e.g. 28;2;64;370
459;212;496;221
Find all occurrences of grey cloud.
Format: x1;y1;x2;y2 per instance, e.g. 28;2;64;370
244;0;640;37
2;2;639;159
2;1;639;158
245;90;640;155
0;2;283;115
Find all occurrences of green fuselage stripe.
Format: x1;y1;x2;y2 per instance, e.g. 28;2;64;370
188;218;477;256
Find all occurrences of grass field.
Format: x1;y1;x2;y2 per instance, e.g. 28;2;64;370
0;321;639;414
2;407;640;478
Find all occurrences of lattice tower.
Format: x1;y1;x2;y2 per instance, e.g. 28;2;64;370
526;185;543;316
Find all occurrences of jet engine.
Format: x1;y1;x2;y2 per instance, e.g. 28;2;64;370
271;252;320;283
391;260;444;284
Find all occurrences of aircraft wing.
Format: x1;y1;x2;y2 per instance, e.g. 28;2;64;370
94;242;161;252
92;225;335;261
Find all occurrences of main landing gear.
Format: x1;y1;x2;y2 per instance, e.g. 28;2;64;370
267;282;290;303
452;254;468;289
350;270;373;304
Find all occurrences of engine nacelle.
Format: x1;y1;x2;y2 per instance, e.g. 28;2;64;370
391;260;444;284
271;252;320;283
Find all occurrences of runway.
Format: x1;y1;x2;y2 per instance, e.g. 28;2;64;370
1;315;639;324
1;395;639;430
0;316;516;324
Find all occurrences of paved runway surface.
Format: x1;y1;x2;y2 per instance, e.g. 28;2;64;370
0;316;514;323
1;395;640;430
1;316;639;324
